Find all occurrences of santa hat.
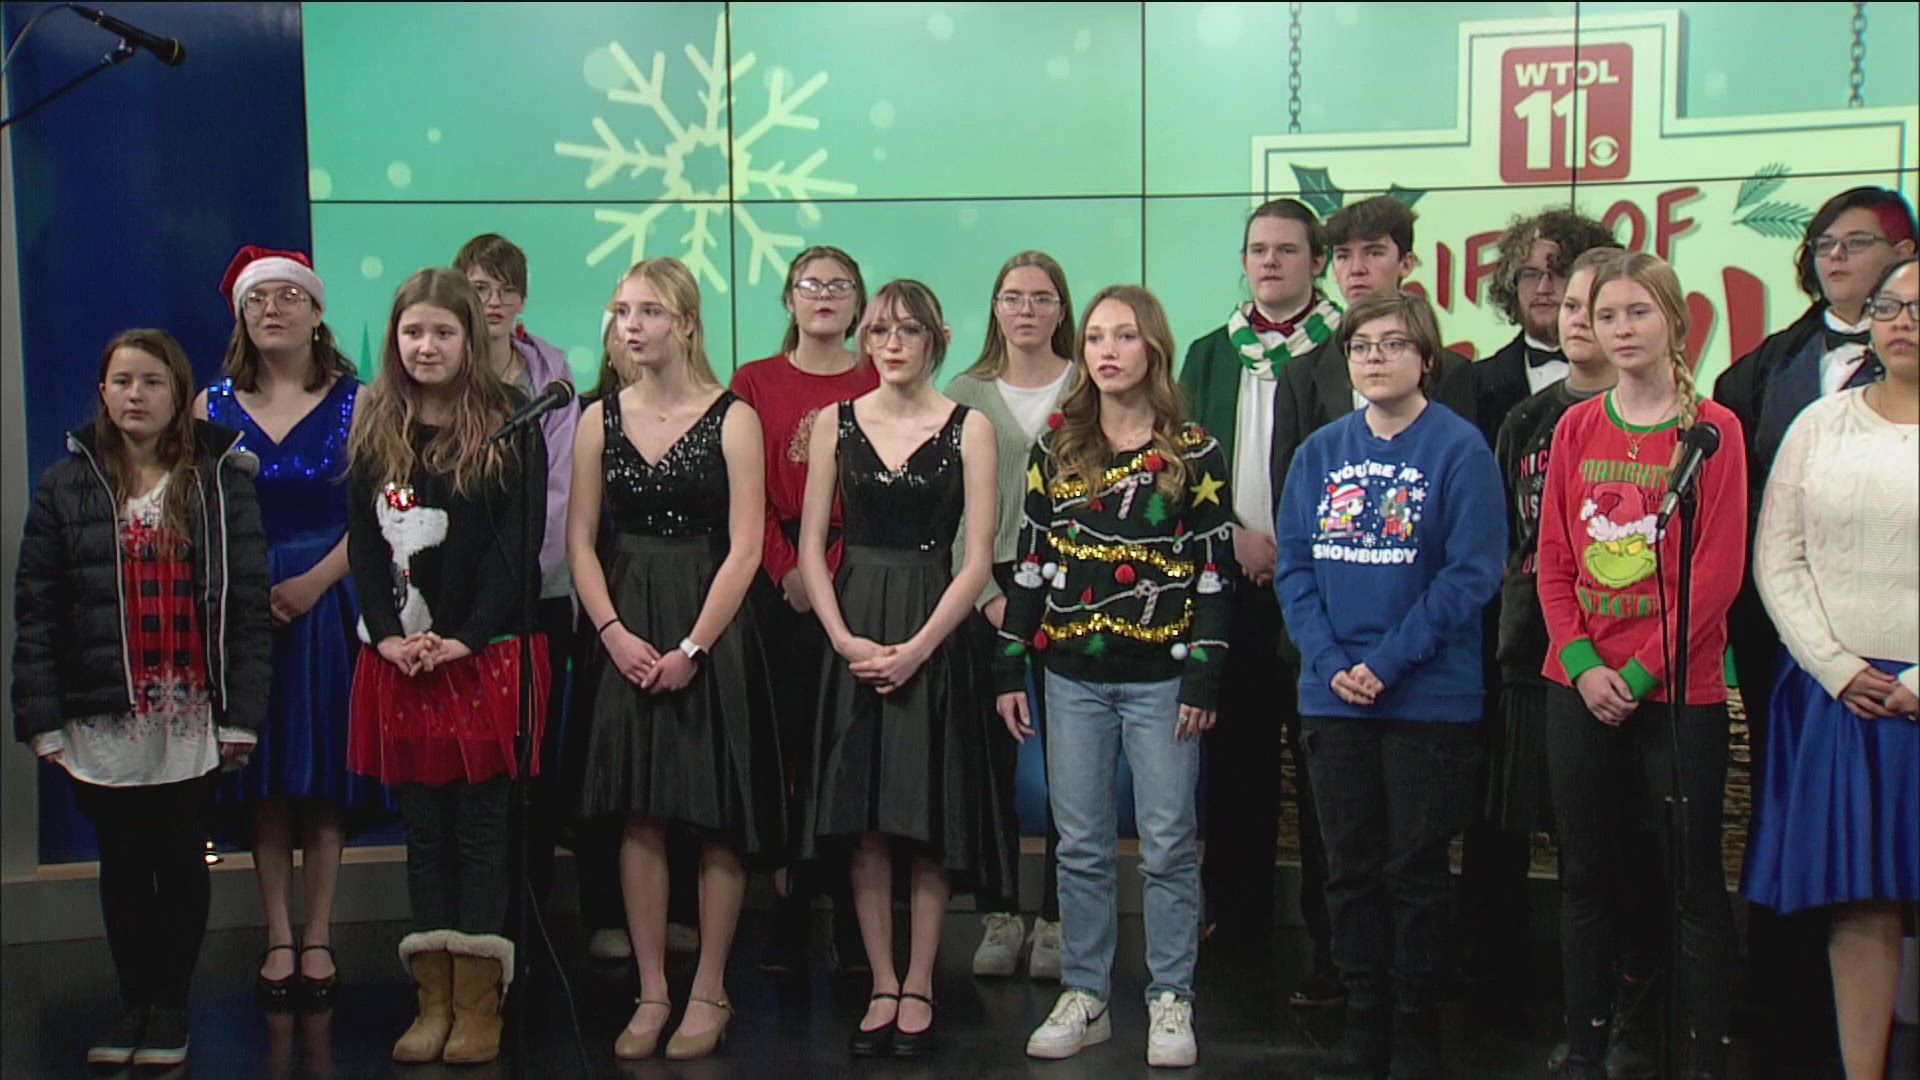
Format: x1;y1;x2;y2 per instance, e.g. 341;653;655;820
1327;482;1364;509
219;245;325;316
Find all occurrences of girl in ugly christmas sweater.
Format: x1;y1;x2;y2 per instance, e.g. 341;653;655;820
1536;251;1746;1080
996;284;1234;1070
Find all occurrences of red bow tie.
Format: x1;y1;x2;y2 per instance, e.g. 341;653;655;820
1249;301;1311;336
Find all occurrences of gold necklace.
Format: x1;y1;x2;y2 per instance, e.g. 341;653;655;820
1615;391;1674;460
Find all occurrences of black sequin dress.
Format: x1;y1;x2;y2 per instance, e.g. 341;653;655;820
801;402;1015;896
577;391;784;863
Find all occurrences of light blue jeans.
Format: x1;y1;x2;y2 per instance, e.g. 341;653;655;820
1044;671;1201;1004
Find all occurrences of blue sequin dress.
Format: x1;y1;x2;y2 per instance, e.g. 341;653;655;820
209;376;393;823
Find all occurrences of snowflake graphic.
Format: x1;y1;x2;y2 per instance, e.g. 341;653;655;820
553;12;858;292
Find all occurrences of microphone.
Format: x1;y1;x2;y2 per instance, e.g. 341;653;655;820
486;380;575;444
66;5;187;66
1655;420;1720;529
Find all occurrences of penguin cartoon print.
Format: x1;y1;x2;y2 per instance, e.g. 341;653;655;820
1321;481;1366;537
355;481;450;642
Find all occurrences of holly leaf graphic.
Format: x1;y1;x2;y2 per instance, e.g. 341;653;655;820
1290;164;1345;218
1734;201;1813;239
1734;163;1790;212
1385;184;1426;208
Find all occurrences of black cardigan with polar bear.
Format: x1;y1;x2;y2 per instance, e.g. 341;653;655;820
348;423;546;655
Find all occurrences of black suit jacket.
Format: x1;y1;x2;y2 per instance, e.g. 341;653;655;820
1712;301;1827;520
1469;332;1535;447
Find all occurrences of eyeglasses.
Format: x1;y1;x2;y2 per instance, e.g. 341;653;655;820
864;322;928;344
794;277;857;299
995;291;1061;313
1812;233;1888;258
1344;338;1420;361
242;286;311;312
1513;267;1567;290
468;281;523;302
1867;296;1920;321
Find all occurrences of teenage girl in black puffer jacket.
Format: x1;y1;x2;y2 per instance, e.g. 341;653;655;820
12;327;271;1070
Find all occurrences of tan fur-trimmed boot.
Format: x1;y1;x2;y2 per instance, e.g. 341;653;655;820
392;930;454;1063
442;931;514;1064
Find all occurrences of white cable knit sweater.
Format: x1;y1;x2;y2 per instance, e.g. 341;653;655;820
1754;387;1919;698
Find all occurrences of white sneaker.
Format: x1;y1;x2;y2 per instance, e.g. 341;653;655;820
665;921;700;955
972;912;1027;976
1026;988;1111;1059
588;928;632;961
1146;991;1197;1068
1027;917;1062;980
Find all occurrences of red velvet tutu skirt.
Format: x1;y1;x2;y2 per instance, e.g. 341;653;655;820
347;636;549;786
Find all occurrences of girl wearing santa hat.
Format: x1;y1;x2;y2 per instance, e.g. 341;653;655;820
1535;252;1747;1080
996;284;1233;1068
344;267;548;1065
197;245;389;1011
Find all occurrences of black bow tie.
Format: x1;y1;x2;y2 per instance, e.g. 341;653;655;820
1525;346;1568;369
1823;327;1871;352
1843;352;1884;390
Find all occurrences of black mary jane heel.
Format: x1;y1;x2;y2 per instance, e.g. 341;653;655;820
256;944;298;1008
890;992;937;1057
848;992;899;1056
297;944;338;1011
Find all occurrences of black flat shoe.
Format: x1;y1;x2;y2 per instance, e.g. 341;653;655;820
848;993;898;1056
257;944;297;1008
297;944;337;1011
891;992;937;1058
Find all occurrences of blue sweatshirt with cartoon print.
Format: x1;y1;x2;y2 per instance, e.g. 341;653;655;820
1274;403;1504;721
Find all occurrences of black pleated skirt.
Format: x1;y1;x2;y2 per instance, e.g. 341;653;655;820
1485;677;1555;833
577;534;785;866
800;545;1015;898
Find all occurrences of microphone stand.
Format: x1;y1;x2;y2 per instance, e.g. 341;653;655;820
0;39;132;129
1659;486;1698;1080
508;421;539;1080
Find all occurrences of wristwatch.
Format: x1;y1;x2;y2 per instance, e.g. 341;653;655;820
678;637;705;661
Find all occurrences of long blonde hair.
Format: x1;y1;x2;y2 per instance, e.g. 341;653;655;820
1051;285;1189;499
93;328;199;539
347;267;519;494
1588;251;1699;429
611;257;721;389
965;250;1076;379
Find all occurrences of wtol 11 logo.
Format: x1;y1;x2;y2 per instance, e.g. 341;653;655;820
1499;43;1633;183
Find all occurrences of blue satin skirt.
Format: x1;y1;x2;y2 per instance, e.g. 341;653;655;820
1742;655;1918;914
215;529;396;830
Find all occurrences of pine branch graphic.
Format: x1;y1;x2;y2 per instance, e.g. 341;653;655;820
1734;163;1790;212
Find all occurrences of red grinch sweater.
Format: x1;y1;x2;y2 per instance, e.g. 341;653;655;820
1536;392;1746;705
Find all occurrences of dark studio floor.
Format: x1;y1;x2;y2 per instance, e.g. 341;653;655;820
4;906;1913;1080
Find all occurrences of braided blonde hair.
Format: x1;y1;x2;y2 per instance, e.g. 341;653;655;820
1588;251;1698;430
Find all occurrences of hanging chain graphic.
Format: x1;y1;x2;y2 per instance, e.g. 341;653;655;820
1847;2;1866;107
1288;3;1303;133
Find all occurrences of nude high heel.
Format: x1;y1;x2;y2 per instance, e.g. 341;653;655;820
664;997;732;1060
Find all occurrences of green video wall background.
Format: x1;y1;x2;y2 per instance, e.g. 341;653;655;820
305;2;1920;390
